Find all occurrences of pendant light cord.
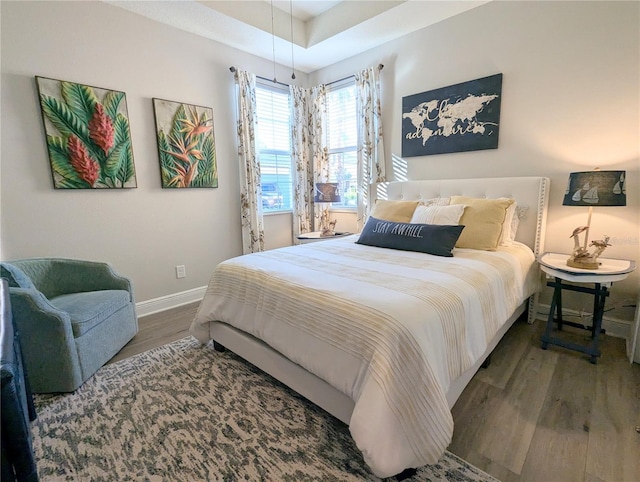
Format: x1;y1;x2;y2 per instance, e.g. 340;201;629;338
270;0;277;83
289;0;295;79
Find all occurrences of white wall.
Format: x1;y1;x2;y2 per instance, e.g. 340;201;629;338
0;0;304;302
310;0;640;320
1;1;639;323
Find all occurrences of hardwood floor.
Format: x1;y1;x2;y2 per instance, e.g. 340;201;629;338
109;303;640;481
108;302;197;364
450;318;640;482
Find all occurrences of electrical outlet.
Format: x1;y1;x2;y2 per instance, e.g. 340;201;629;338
176;265;186;279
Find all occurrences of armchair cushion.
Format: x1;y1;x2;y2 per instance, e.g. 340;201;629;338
50;290;132;337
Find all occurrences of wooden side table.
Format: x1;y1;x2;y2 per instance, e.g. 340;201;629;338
538;252;635;364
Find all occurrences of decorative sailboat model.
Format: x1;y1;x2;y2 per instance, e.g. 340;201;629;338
563;169;626;270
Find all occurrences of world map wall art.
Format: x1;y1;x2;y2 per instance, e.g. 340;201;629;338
401;73;503;157
152;98;218;189
36;76;137;189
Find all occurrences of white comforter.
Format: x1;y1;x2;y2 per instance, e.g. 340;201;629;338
191;236;538;477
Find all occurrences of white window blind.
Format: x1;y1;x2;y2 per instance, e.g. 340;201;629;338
255;83;292;212
326;80;357;208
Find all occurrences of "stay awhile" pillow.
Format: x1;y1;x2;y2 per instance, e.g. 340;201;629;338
356;216;465;257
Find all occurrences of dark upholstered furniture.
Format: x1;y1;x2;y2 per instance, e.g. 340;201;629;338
0;258;138;393
1;278;38;482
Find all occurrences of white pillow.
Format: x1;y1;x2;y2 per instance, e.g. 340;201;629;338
509;205;529;242
419;197;450;207
499;199;517;246
410;204;465;225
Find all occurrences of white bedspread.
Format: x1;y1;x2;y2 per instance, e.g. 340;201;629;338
191;236;538;477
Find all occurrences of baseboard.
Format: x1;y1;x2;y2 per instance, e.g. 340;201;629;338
136;286;206;318
535;303;631;339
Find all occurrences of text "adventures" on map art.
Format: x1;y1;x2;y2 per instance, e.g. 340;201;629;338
402;73;502;157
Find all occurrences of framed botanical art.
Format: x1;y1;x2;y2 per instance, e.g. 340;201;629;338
152;98;218;189
401;73;503;157
35;76;137;189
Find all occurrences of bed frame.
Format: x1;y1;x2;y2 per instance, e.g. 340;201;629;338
207;177;550;425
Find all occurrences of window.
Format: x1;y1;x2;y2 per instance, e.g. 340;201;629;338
326;80;357;209
255;82;292;212
254;79;358;213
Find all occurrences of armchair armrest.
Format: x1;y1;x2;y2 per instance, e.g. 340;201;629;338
7;287;83;393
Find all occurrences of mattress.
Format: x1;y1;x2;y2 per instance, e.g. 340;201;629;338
191;235;538;477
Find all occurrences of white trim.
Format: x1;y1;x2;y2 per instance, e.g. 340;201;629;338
136;286;206;318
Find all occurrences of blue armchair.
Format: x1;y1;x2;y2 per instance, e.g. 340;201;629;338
0;258;138;393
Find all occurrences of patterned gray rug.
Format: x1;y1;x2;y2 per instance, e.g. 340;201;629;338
32;336;498;482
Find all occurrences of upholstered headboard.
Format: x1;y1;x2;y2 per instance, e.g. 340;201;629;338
373;177;550;255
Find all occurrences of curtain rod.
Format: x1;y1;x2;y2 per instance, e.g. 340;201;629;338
326;63;384;87
229;64;384;88
229;66;290;88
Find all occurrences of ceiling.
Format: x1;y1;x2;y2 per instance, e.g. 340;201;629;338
106;1;490;73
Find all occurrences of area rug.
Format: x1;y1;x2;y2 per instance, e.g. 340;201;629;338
31;336;498;482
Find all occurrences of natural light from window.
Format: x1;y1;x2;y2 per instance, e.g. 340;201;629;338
327;80;357;209
256;83;292;212
255;79;357;213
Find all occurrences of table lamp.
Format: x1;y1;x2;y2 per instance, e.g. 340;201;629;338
314;182;341;237
563;169;626;269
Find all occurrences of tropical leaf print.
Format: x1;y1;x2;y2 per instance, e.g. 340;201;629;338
46;136;89;188
170;104;187;143
60;81;98;125
40;95;91;145
36;76;137;189
103;91;124;121
153;98;217;188
117;142;135;186
191;134;217;188
101;113;134;186
113;113;130;146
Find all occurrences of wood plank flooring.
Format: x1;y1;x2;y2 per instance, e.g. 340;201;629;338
109;303;640;481
108;303;197;364
450;319;640;482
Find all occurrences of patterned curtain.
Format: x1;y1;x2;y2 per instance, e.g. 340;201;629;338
310;84;329;231
355;66;386;230
234;69;264;254
289;85;313;238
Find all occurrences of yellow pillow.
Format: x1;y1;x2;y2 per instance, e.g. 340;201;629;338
450;196;514;251
371;200;419;222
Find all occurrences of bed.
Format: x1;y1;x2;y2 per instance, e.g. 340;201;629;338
190;176;550;478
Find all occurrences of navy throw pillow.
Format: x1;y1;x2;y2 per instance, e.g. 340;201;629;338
356;216;465;257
